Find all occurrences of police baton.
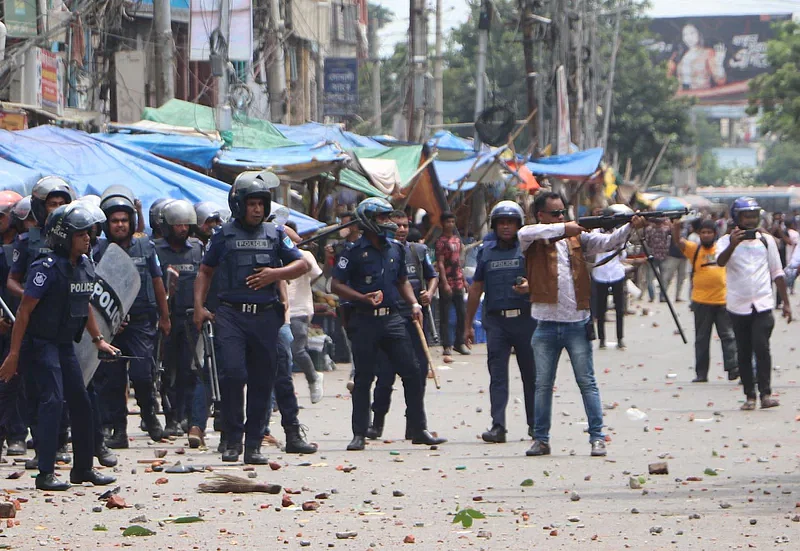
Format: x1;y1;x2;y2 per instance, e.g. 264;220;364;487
0;295;16;323
297;218;360;247
425;305;439;345
413;318;441;390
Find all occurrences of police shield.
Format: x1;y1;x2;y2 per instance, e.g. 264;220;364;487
77;243;141;386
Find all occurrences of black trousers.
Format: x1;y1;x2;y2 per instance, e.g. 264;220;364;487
592;278;625;342
729;309;775;399
439;288;466;349
692;303;738;378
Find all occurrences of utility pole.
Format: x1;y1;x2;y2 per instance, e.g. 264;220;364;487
153;0;175;106
572;0;584;149
267;0;287;123
369;13;382;133
600;3;622;152
473;0;491;151
407;0;427;142
215;0;232;132
407;0;416;140
521;0;544;149
433;0;444;128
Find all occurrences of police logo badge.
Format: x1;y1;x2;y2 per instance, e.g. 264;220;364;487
283;236;295;249
365;276;372;284
337;257;349;269
11;249;19;263
32;272;47;287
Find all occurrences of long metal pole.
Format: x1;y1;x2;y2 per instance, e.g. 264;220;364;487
407;0;416;140
267;0;287;123
369;14;382;133
600;3;622;151
215;0;231;131
474;0;489;151
433;0;444;128
521;1;538;147
154;0;175;105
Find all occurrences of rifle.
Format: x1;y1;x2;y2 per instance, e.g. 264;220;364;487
578;209;689;231
186;308;221;404
154;266;180;412
297;218;360;247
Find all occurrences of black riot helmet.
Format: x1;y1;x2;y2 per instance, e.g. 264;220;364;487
31;176;76;226
45;203;96;257
160;199;197;239
100;185;137;238
149;198;173;233
228;170;279;223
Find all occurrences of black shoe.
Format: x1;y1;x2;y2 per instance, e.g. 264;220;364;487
454;344;471;355
6;439;26;456
691;377;708;383
481;425;507;444
70;468;116;485
347;435;365;451
143;415;164;442
35;473;70;491
284;425;317;454
221;445;242;462
24;453;38;470
366;417;385;440
411;430;447;446
95;444;118;468
526;440;551;456
590;439;607;457
244;446;269;465
164;419;183;438
105;427;129;449
55;444;71;464
727;369;739;381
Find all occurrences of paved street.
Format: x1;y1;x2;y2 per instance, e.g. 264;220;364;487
1;300;799;550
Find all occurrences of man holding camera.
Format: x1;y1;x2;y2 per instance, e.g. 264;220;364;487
717;197;791;411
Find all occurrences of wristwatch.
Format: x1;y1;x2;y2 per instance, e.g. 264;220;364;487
91;334;105;344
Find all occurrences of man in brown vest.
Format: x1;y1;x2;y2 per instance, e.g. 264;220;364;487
519;192;645;457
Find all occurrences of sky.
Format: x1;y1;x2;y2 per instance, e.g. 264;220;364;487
375;0;799;56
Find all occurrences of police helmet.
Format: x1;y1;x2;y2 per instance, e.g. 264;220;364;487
731;196;761;224
355;197;397;237
31;176;76;225
0;190;23;217
148;198;173;231
194;201;230;226
489;200;524;229
11;195;32;224
79;194;102;209
160;199;197;238
100;185;137;237
229;170;279;221
45;203;96;257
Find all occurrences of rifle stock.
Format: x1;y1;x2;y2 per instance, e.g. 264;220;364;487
578;209;689;231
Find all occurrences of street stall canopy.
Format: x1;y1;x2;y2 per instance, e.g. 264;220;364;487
433;152;505;192
426;130;490;160
96;131;223;169
216;143;350;181
0;156;43;194
0;126;324;234
142;99;297;149
526;147;604;179
275;122;386;149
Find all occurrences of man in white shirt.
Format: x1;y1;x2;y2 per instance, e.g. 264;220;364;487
717;197;792;410
519;192;644;457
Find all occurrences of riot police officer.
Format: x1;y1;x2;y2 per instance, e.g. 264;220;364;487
94;185;171;446
464;201;536;443
331;198;446;451
193;170;308;464
149;198;173;240
0;203;118;490
366;209;439;440
194;202;230;245
154;200;203;437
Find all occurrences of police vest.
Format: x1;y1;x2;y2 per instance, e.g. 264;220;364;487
27;227;53;267
0;244;19;313
29;255;95;343
97;237;157;310
216;221;281;302
481;241;528;312
395;242;427;317
155;237;203;314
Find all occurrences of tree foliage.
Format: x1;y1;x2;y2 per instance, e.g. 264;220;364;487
747;21;800;141
759;141;800;184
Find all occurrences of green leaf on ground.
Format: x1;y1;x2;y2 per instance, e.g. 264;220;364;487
171;516;204;524
453;508;484;528
520;478;534;487
93;524;108;531
122;525;156;537
704;468;718;476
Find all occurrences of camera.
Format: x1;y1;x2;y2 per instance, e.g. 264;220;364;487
743;229;758;240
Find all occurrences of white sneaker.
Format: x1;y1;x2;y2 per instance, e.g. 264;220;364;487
310;372;324;404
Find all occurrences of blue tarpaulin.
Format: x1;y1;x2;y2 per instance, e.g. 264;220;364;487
0;158;42;195
96;132;222;169
526;148;604;178
433;154;499;191
216;143;348;170
0;126;325;234
275;122;385;149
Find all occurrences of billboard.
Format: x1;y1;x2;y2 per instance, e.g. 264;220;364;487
3;0;38;37
324;58;358;117
647;14;791;102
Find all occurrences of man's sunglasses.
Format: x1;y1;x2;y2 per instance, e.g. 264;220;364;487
544;209;568;217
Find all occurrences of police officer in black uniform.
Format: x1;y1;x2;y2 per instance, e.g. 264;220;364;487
332;198;447;451
464;201;536;443
366;210;438;440
94;185;171;446
154;200;203;437
193;170;308;464
0;203;118;490
7;178;76;468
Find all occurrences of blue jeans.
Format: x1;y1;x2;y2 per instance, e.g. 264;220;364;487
531;319;604;443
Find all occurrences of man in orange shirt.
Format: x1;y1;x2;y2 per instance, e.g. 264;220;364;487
672;219;738;382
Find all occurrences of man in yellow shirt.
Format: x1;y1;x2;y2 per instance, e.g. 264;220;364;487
672;219;738;382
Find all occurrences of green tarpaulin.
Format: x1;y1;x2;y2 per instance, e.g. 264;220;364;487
331;145;424;197
142;99;297;149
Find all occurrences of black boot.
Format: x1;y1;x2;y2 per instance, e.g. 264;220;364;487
6;439;26;456
70;468;116;485
411;430;447;446
164;415;183;438
284;425;317;454
105;424;129;449
95;443;118;468
366;416;384;440
55;444;71;464
35;473;70;491
221;443;242;462
481;424;507;443
25;453;39;470
244;446;269;465
347;435;366;451
134;382;163;442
